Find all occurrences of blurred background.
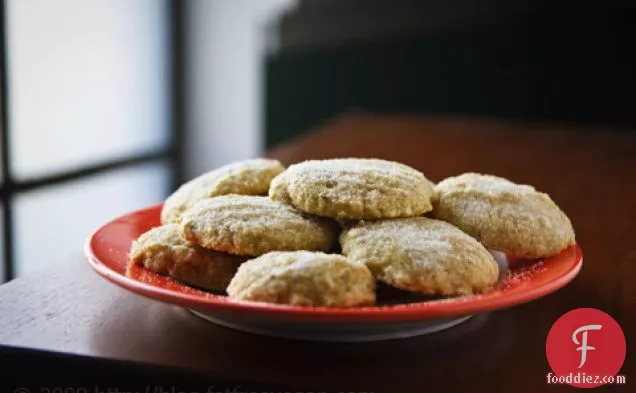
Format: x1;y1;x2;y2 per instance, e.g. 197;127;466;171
0;0;633;282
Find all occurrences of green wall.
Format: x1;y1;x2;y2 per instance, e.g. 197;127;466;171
265;13;634;147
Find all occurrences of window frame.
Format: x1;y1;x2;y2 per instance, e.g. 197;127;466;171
0;0;185;282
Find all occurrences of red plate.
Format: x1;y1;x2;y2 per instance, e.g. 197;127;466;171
85;204;582;340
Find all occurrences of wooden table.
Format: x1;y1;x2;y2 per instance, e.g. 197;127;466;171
1;115;634;392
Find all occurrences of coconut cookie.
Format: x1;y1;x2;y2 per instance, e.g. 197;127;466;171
269;158;434;220
340;217;499;295
161;158;285;224
128;224;244;291
432;173;575;258
180;195;338;256
227;251;375;307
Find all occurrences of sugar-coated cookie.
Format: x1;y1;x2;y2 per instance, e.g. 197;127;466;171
432;173;575;258
227;251;375;307
340;217;499;295
128;224;243;291
180;195;339;256
161;158;284;224
269;158;434;220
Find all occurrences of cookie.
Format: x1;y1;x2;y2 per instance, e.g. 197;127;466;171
340;217;499;295
180;195;339;256
269;158;434;220
432;173;576;258
227;251;375;307
161;158;285;224
128;224;244;291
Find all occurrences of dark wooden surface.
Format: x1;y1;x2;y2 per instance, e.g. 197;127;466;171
1;115;635;392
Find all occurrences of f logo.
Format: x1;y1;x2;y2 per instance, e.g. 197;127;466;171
572;325;602;368
546;308;626;388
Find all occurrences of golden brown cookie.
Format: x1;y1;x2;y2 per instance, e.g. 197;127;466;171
269;158;434;220
227;251;375;307
180;195;339;256
340;217;499;295
161;158;285;224
432;173;576;258
128;224;244;291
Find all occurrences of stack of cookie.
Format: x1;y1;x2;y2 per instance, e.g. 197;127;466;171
129;157;575;308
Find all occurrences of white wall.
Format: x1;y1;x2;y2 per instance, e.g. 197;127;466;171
184;0;296;178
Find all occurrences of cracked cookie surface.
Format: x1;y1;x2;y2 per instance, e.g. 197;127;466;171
340;217;499;295
180;195;339;256
269;158;434;220
432;173;575;258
